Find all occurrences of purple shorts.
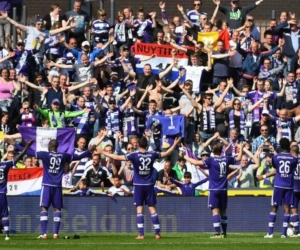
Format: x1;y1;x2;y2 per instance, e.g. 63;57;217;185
291;191;300;209
208;190;227;210
0;193;9;217
134;185;156;206
40;185;63;209
272;187;294;206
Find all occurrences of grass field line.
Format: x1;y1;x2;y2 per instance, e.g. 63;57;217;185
3;240;300;245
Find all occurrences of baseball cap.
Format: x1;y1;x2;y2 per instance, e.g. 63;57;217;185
201;150;210;156
81;41;90;47
121;45;129;51
128;85;136;91
17;39;24;45
108;97;116;104
110;72;118;77
51;98;60;104
262;110;270;115
36;15;43;23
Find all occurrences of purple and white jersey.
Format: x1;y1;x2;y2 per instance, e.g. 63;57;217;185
187;10;207;26
272;153;297;189
294;157;300;192
125;151;161;186
0;160;15;193
36;151;72;187
203;156;235;190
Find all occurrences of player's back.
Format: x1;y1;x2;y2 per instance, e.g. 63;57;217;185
126;151;161;186
204;156;235;190
0;160;15;193
294;157;300;192
273;153;297;189
37;151;71;187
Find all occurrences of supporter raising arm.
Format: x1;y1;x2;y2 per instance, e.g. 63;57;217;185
0;11;77;36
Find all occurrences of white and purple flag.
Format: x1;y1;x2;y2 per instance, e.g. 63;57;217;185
18;126;75;154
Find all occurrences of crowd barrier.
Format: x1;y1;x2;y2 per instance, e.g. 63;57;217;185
7;196;282;233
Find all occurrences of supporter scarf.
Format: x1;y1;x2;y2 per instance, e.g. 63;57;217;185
123;108;137;139
253;91;263;121
202;106;215;131
115;21;126;43
21;112;35;127
229;110;245;136
77;113;89;134
275;119;292;141
106;108;121;138
137;20;148;37
16;50;28;74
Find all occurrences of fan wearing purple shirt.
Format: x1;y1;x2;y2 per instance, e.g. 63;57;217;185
184;141;244;238
0;140;33;240
98;136;181;240
263;138;298;238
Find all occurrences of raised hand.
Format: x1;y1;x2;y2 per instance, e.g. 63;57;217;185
88;145;96;152
70;22;78;28
177;4;184;12
146;84;153;92
39;34;45;42
174;137;182;146
159;1;165;9
18;74;26;83
107;52;114;58
83;108;91;113
278;38;285;47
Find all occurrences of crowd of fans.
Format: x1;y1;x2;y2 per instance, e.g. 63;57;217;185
0;0;299;195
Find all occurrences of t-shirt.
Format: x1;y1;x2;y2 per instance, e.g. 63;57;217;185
185;65;209;93
36;151;72;187
212;50;229;77
64;10;90;34
73;63;95;82
25;27;49;57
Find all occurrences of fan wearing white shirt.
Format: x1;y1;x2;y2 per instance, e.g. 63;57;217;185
185;52;212;93
108;174;132;196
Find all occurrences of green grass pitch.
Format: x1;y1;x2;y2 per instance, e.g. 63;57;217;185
1;233;300;250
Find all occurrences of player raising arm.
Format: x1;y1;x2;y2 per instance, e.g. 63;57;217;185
263;138;298;238
0;140;33;240
99;136;181;239
183;141;244;238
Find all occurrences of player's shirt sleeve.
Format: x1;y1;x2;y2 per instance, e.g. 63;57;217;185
125;153;134;162
203;158;211;168
36;151;46;160
4;160;16;171
152;152;162;161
